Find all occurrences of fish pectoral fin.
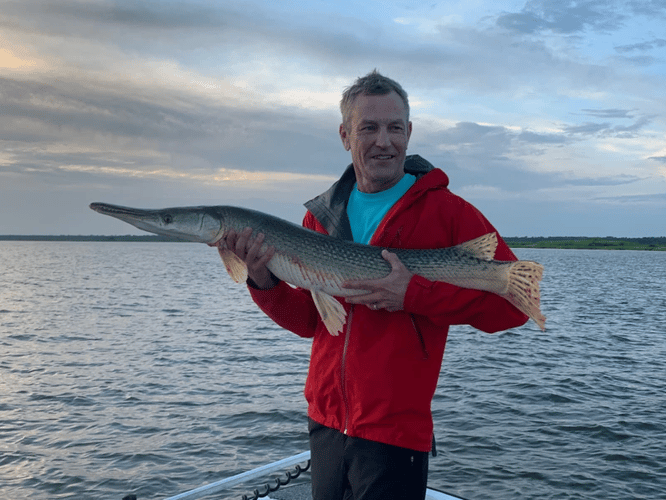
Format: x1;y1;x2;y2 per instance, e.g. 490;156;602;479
312;290;346;336
456;232;498;261
218;248;248;283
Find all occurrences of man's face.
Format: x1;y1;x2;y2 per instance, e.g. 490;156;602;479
340;91;412;194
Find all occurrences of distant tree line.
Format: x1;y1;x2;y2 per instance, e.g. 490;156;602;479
503;236;666;251
504;236;666;245
2;234;665;249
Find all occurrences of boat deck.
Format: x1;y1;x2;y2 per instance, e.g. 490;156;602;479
268;482;312;499
162;452;465;500
265;482;464;500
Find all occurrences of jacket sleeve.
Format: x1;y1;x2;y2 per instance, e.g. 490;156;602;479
248;281;320;338
402;200;529;333
246;211;325;338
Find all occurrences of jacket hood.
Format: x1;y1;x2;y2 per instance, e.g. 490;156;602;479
304;154;449;239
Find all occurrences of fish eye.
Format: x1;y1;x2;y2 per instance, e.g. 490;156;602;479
163;214;173;224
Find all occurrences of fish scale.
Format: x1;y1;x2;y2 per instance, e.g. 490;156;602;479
90;203;546;334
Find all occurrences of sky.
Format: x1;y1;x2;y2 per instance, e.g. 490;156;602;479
1;0;665;237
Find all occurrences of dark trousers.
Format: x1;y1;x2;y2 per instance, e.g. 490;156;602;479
308;418;429;500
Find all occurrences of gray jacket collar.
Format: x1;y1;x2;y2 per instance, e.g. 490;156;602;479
304;154;435;240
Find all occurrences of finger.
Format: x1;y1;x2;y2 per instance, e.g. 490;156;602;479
342;281;378;291
382;249;405;271
345;291;382;304
256;244;275;266
246;232;266;262
235;227;253;257
222;229;238;250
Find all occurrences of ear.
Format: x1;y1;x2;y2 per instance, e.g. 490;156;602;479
339;123;350;151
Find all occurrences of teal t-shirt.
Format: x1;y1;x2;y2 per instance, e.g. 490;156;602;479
347;174;416;244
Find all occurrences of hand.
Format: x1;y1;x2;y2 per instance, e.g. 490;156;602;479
342;250;413;312
210;227;277;289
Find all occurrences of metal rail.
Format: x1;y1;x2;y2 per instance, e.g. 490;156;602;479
161;450;467;500
163;451;311;500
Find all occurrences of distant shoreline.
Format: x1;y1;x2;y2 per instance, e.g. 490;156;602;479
1;235;665;250
504;236;666;251
0;235;189;242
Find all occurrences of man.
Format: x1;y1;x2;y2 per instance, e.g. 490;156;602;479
219;70;528;500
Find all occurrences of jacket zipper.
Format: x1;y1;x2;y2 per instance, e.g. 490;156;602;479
340;310;426;437
340;305;354;434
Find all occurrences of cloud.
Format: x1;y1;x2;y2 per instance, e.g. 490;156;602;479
657;166;666;180
433;122;512;148
1;0;665;237
53;0;222;30
0;47;40;70
614;38;666;53
451;171;650;214
0;74;348;178
580;108;635;119
554;173;642;186
55;163;337;186
592;192;666;205
0;1;597;97
3;0;662;113
1;0;238;40
496;0;666;36
517;131;568;144
563;116;652;137
612;116;653;134
495;0;626;34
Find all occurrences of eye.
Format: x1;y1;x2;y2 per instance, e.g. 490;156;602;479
163;214;173;224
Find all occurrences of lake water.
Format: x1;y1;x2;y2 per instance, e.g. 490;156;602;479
1;242;664;499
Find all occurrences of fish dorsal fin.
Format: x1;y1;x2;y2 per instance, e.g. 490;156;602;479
456;232;498;261
311;289;347;336
218;248;248;283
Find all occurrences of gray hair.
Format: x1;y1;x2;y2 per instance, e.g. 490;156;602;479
340;70;410;130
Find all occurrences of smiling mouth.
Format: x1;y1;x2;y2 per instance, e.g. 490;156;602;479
372;155;395;160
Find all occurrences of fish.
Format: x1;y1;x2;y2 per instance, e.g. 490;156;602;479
89;202;546;334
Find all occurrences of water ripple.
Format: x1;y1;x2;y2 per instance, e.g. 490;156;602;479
1;243;664;499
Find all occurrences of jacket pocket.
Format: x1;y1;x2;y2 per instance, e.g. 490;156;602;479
410;315;429;360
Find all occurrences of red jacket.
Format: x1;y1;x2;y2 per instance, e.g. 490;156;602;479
249;156;528;452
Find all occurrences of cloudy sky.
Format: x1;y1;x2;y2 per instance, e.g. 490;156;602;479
2;0;665;236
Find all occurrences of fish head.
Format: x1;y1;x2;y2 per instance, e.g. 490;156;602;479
89;203;224;243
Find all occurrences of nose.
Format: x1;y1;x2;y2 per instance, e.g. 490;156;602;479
375;126;391;147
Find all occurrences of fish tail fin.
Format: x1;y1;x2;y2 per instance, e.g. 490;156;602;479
503;260;546;331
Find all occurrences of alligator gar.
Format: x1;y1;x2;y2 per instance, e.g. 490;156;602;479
89;202;546;334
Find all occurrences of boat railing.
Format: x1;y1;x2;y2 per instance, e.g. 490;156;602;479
156;450;465;500
162;451;311;500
